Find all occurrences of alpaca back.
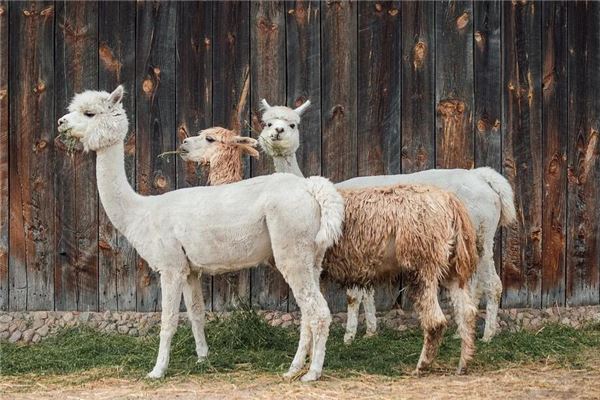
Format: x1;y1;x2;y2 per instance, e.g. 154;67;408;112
322;184;477;287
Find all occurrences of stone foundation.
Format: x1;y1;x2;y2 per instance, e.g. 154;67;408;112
1;305;599;344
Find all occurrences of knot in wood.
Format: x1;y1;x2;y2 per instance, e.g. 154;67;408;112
331;104;345;118
437;99;465;119
456;12;470;30
0;89;7;101
374;3;383;12
33;81;46;94
204;37;211;48
388;8;399;17
0;6;5;16
413;41;427;68
154;175;167;189
142;79;154;95
258;18;278;33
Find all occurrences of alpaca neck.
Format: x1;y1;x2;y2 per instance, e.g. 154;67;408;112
272;153;304;178
96;141;144;233
208;147;243;185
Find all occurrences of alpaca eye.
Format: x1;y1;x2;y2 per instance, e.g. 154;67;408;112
289;124;296;129
206;137;215;143
267;123;272;127
84;112;95;118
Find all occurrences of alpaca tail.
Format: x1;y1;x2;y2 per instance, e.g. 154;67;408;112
305;176;345;250
449;194;479;288
473;167;517;227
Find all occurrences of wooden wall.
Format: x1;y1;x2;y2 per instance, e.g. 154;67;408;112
0;1;598;312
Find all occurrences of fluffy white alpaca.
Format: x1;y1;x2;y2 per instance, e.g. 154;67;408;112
57;86;345;382
258;99;516;343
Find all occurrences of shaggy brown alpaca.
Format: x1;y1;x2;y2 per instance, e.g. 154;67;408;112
324;184;478;375
179;127;259;185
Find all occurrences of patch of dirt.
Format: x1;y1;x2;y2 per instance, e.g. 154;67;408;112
2;358;599;400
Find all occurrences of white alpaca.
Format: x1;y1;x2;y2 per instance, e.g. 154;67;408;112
57;86;345;382
258;99;516;343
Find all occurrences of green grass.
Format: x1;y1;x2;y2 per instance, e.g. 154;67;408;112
1;310;599;378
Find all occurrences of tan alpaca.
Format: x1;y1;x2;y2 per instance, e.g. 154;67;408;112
181;137;479;375
179;127;259;185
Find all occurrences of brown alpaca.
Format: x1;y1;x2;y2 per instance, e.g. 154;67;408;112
324;184;478;375
179;127;259;185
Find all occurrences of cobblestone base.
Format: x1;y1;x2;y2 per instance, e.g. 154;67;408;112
1;305;599;344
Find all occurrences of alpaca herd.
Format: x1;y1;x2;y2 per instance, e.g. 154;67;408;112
57;85;516;381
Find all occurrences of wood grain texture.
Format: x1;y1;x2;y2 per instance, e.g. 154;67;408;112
474;0;502;299
135;1;177;312
98;0;137;311
502;0;543;308
541;1;567;307
321;0;357;312
212;1;251;311
0;0;8;311
54;0;99;311
357;1;401;310
435;0;474;170
175;1;213;311
9;1;55;311
250;1;288;311
401;1;435;174
285;0;321;311
566;1;600;306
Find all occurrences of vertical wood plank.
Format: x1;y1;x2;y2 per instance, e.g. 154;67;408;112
566;1;600;306
541;1;567;307
98;0;137;311
250;1;288;311
0;0;8;311
321;0;357;312
502;0;543;308
435;0;474;170
54;0;99;311
9;1;55;311
285;0;321;311
474;0;502;299
357;1;401;310
136;1;177;312
175;1;213;311
401;1;435;174
212;1;250;311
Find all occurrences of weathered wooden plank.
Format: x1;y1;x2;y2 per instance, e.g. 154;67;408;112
357;1;401;311
435;0;474;170
135;1;177;312
502;0;543;308
285;0;321;312
474;0;502;301
250;1;288;311
0;0;9;311
8;1;55;311
566;1;600;306
321;0;357;312
541;1;567;307
401;1;435;174
54;0;98;311
212;1;250;311
98;0;137;311
175;1;213;311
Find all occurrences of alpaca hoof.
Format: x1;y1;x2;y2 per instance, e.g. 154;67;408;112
300;370;320;382
196;356;207;364
481;332;495;343
343;333;355;345
146;369;165;379
411;368;422;377
456;366;468;375
363;330;377;339
283;366;302;380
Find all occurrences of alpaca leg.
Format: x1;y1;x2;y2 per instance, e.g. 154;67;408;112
410;278;447;375
482;260;502;342
344;286;364;345
147;269;186;379
362;287;377;337
182;270;208;361
446;279;477;374
283;313;312;378
283;263;331;382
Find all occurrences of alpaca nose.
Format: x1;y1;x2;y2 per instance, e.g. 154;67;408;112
183;138;190;144
58;117;66;126
275;127;284;134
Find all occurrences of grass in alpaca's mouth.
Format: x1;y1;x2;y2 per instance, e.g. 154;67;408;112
1;309;599;379
158;150;185;162
56;129;80;156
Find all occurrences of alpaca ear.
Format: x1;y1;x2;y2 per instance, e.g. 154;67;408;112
260;99;272;111
233;136;258;147
108;85;124;105
240;144;260;159
293;99;311;116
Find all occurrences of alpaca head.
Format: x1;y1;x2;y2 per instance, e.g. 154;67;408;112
57;86;128;152
258;99;310;157
179;127;259;165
